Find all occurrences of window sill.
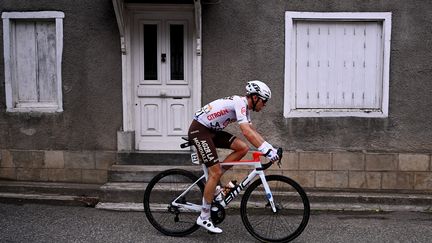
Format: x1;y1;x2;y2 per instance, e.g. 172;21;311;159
7;107;63;113
284;109;387;118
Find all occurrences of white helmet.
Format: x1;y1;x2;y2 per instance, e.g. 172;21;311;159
246;80;272;101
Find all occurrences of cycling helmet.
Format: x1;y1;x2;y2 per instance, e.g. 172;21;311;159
246;80;272;101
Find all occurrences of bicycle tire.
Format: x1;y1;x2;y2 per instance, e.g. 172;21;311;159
240;175;310;242
143;169;205;236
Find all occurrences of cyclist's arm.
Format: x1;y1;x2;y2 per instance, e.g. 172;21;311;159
239;122;266;148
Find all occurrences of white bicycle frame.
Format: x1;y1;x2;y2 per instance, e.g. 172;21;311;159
171;158;277;213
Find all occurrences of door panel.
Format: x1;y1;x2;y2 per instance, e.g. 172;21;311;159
167;99;189;136
140;99;162;136
133;10;193;150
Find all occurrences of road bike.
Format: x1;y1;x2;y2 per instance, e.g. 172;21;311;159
143;139;310;242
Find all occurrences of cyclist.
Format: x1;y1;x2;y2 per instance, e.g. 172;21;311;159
188;80;280;233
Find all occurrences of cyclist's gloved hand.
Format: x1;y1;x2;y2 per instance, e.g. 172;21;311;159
267;148;280;162
258;141;279;162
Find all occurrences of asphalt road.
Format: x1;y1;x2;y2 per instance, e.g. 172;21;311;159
0;203;431;243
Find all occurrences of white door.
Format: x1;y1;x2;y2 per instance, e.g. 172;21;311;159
132;10;193;150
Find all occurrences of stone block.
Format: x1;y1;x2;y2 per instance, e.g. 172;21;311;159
414;172;432;190
16;168;48;181
293;171;315;188
365;153;397;171
348;171;366;189
282;170;298;180
280;152;298;170
0;150;14;167
299;152;331;170
117;131;135;151
399;154;429;171
45;151;65;169
64;151;95;169
12;150;45;168
382;172;414;190
82;169;107;184
0;167;16;180
266;168;284;176
365;172;381;189
47;169;82;183
95;151;117;170
332;152;364;171
316;171;348;188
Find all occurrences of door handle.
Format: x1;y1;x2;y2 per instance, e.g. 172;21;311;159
161;53;166;63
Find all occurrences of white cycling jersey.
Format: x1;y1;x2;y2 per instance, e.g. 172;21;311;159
194;95;250;131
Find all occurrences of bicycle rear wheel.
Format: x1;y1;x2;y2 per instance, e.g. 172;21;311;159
143;169;205;236
240;175;310;242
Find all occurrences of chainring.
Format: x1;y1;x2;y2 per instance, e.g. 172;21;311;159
210;202;225;224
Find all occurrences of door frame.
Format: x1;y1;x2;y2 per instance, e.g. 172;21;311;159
117;3;202;150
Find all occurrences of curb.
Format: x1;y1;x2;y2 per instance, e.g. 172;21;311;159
0;192;99;207
95;201;432;213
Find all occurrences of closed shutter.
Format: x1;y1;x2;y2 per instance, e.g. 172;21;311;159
13;20;58;107
3;11;64;112
295;21;383;109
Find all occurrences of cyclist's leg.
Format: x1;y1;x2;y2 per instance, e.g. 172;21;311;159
203;163;223;204
188;120;223;233
213;132;249;171
224;137;249;162
188;120;221;203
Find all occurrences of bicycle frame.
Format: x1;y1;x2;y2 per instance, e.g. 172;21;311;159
171;151;277;213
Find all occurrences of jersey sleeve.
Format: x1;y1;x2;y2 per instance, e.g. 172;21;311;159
233;96;250;124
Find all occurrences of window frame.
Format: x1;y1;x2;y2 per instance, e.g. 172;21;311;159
2;11;64;112
284;12;392;118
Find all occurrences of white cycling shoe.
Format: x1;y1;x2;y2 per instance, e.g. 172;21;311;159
196;216;223;234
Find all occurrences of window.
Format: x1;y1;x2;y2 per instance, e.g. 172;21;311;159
2;11;64;112
284;12;392;118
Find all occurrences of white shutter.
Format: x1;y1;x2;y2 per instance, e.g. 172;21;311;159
295;21;383;109
14;20;57;106
2;11;64;112
285;12;392;118
36;21;57;103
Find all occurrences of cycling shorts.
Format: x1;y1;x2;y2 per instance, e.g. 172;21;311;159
188;120;236;167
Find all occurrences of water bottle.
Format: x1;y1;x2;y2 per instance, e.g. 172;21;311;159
213;185;224;202
222;180;237;196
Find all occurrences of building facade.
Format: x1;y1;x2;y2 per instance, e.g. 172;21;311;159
0;0;431;192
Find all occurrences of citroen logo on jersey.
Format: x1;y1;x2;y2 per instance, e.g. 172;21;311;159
207;109;229;121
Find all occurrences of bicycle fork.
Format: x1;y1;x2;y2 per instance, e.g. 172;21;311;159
257;171;277;213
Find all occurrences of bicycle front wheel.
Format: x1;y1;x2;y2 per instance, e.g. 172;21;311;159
240;175;310;242
143;169;205;236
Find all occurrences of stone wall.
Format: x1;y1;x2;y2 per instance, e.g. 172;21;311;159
0;150;116;184
220;150;432;192
1;149;431;190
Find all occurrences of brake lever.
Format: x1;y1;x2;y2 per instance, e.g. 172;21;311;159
276;148;283;168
